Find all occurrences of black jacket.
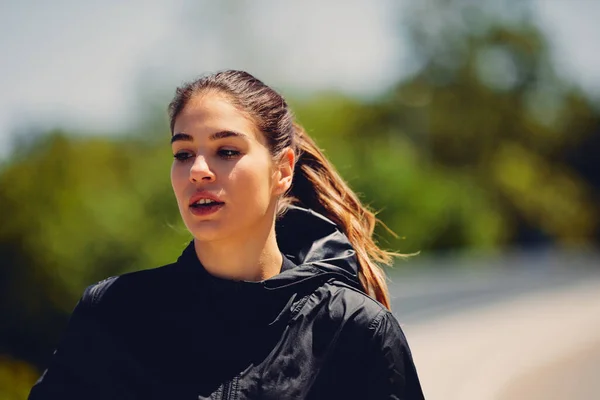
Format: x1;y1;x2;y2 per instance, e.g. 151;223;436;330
29;206;425;399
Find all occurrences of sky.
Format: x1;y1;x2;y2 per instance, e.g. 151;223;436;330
0;0;599;157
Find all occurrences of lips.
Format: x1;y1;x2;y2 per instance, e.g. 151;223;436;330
188;191;224;207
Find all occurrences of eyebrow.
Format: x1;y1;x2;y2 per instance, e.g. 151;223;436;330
170;130;249;144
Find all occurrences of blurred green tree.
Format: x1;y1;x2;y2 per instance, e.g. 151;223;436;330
290;0;599;251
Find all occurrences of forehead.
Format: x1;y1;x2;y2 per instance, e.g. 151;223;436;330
173;93;261;140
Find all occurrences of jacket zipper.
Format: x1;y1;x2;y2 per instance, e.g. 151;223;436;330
221;376;237;400
221;381;231;400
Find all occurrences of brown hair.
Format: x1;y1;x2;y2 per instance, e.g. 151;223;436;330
168;70;401;309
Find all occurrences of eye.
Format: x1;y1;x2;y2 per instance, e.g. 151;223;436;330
173;151;193;162
218;149;241;159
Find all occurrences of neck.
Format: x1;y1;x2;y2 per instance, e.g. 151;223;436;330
193;220;283;282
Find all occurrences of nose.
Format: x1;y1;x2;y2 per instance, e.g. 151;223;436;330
189;155;216;183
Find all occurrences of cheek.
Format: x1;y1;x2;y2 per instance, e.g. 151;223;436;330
236;158;272;191
226;162;272;207
170;163;188;202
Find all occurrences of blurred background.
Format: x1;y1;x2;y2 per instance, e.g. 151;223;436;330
1;0;599;398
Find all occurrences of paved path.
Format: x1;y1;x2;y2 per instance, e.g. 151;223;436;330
497;339;600;400
390;264;600;400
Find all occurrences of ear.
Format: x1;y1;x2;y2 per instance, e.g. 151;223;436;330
272;148;295;196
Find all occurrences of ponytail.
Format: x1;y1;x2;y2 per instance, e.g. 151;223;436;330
284;123;403;310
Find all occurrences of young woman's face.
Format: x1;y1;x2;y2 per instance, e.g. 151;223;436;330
170;93;292;243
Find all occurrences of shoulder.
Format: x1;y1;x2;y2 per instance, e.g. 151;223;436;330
309;280;397;336
322;283;414;361
303;281;412;362
80;261;186;310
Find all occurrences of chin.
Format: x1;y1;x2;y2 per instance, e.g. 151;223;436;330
185;220;229;242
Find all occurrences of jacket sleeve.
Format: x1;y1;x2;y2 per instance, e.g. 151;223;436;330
28;279;141;400
366;310;425;400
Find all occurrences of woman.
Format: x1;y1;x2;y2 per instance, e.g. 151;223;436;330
29;70;425;399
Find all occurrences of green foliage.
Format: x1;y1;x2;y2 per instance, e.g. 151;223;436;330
1;131;190;311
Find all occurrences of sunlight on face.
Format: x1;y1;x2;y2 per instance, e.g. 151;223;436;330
170;93;280;243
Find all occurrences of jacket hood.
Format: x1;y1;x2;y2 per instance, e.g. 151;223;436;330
272;205;361;288
177;206;362;292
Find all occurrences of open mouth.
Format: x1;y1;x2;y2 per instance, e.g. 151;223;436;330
190;199;225;208
189;198;225;216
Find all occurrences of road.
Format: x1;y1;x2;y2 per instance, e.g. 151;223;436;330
386;249;600;400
